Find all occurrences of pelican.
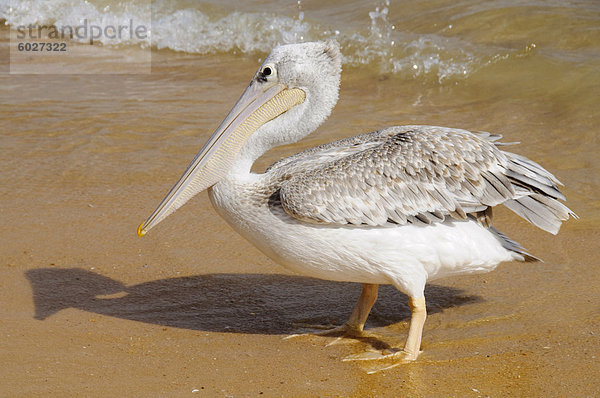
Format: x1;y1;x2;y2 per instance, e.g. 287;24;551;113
137;41;575;362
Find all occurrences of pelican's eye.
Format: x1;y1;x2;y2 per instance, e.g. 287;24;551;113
258;63;277;82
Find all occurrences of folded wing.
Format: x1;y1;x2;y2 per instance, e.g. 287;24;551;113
269;126;575;233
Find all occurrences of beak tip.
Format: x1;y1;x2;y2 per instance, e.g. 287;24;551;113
137;222;147;237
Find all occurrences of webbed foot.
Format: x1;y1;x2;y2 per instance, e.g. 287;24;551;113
284;323;374;342
343;348;421;373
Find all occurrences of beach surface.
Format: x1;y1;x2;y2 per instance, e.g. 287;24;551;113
1;1;599;396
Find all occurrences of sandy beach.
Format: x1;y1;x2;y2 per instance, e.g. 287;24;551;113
1;1;599;396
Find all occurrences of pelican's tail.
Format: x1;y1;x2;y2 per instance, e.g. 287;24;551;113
501;151;577;235
489;226;540;262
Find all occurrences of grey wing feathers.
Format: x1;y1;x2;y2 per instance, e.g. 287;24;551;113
489;226;540;262
271;125;575;233
501;151;576;234
266;133;384;173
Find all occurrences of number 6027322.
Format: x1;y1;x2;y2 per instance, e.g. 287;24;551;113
17;42;67;51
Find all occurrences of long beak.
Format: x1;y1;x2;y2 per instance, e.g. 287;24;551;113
137;81;306;237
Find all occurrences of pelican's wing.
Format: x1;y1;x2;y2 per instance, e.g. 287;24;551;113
267;132;386;173
273;126;574;233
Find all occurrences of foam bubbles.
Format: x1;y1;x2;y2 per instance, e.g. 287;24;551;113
152;9;312;54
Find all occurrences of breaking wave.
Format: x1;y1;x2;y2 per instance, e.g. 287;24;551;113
0;0;537;83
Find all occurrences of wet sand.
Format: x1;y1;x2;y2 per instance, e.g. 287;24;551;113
1;26;599;396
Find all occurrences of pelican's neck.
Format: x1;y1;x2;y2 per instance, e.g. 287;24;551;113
226;100;316;179
227;133;275;178
227;126;307;180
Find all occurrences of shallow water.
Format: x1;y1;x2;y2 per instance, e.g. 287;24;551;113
1;1;599;396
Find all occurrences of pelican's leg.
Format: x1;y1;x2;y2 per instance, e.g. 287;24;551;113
401;296;427;360
286;283;379;338
341;283;379;335
344;295;427;364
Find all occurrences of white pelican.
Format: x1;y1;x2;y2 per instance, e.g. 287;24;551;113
137;41;575;362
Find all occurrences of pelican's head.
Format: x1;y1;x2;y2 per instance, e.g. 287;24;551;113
138;41;342;236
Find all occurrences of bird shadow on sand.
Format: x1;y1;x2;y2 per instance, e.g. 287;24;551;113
25;268;481;335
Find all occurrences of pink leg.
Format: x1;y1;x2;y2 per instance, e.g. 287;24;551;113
402;296;427;360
